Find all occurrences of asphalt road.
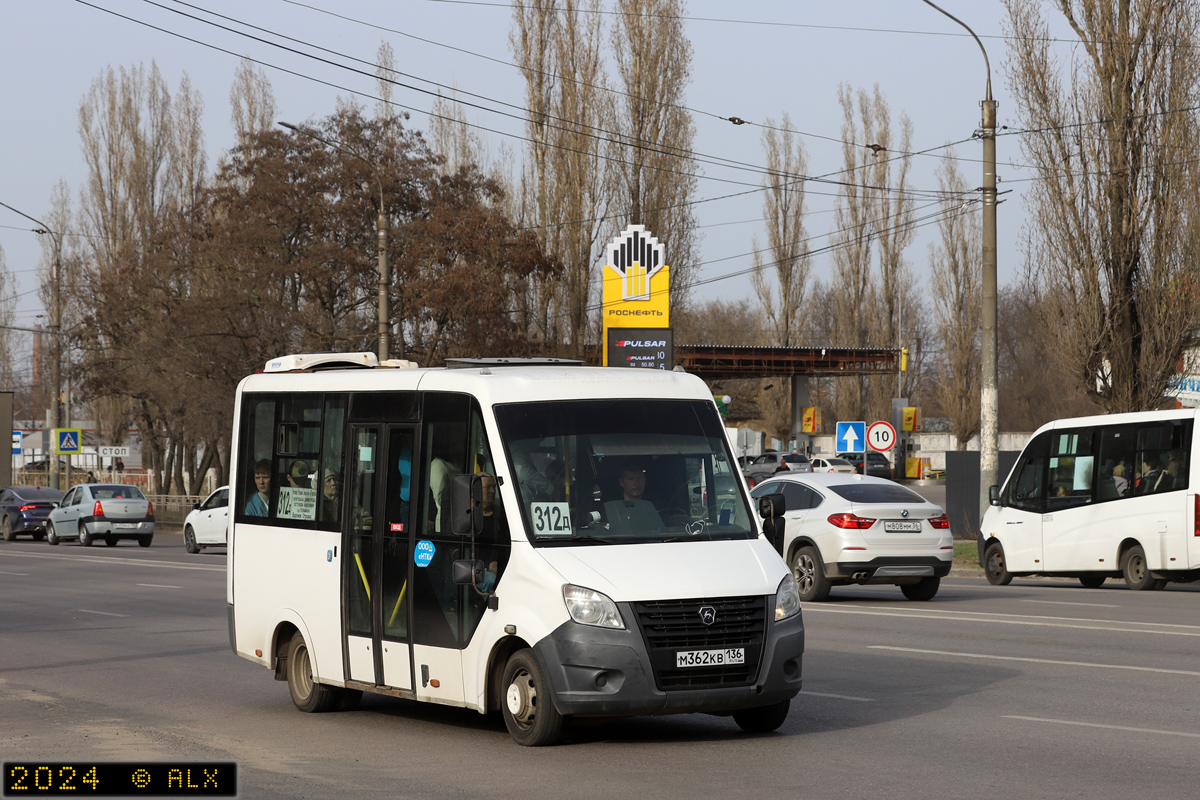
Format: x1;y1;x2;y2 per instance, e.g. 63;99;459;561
1;532;1197;799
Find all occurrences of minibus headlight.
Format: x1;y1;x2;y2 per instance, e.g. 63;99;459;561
775;574;802;621
563;584;625;629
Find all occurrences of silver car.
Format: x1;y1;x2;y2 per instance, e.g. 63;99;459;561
47;484;154;547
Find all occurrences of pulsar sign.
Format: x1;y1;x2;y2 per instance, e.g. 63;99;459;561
606;328;674;370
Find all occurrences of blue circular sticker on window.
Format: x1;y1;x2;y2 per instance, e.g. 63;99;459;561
414;539;436;567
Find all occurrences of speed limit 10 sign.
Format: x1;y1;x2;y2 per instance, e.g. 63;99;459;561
867;421;896;452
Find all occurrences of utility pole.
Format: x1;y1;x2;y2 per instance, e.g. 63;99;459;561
278;122;391;361
0;201;63;489
918;1;999;524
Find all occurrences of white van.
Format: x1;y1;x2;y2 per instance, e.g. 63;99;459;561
980;408;1200;589
227;354;805;745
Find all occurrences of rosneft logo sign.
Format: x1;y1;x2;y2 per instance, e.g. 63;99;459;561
606;226;664;301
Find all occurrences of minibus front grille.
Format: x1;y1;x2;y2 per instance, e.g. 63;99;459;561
632;595;768;691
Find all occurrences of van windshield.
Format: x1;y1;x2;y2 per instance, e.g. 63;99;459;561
494;399;755;545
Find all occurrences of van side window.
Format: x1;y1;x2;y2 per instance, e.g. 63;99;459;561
1132;420;1192;495
1046;429;1096;510
1006;432;1048;513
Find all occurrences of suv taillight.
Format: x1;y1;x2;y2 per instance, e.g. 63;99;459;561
828;513;876;529
929;513;950;529
93;501;104;517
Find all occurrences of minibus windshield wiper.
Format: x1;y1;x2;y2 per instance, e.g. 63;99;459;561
566;533;625;545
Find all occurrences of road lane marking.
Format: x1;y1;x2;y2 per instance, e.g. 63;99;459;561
0;570;29;576
870;646;1200;677
805;606;1200;637
1021;599;1119;608
799;690;874;702
0;551;223;572
1004;716;1200;739
78;609;130;618
861;605;1200;630
136;583;183;589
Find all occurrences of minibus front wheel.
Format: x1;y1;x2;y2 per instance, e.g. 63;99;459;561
501;648;563;746
984;542;1012;586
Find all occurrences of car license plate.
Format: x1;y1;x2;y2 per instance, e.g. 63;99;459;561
114;523;138;530
884;521;922;532
676;648;745;668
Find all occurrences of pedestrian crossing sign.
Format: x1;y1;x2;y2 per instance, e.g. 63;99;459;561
55;428;82;455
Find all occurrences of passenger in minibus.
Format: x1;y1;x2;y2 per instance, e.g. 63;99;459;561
1111;463;1128;497
1135;457;1162;495
245;460;271;516
320;472;342;525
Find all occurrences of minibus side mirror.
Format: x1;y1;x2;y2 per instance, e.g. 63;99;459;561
450;474;483;536
452;559;486;585
758;493;785;519
757;493;787;555
989;485;1000;506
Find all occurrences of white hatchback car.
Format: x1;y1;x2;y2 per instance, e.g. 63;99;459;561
809;457;857;474
183;486;229;554
751;473;952;601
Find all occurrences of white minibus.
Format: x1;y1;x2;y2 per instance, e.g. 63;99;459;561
980;408;1200;590
227;353;805;745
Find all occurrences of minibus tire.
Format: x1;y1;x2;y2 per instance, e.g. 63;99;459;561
1079;575;1106;588
501;649;563;746
983;542;1012;586
1121;546;1155;591
286;631;338;713
733;699;790;733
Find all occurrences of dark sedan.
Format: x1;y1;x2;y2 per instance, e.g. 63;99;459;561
1;486;65;541
837;451;895;480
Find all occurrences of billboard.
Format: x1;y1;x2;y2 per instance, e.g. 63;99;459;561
600;225;670;366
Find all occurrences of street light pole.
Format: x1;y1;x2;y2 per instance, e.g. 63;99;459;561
918;1;999;524
0;201;63;490
278;122;391;361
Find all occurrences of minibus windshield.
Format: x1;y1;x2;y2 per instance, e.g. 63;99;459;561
495;399;755;545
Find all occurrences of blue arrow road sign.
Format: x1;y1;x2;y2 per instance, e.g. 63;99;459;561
836;421;866;453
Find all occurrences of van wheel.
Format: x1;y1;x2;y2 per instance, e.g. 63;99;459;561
1079;575;1106;588
79;526;93;547
1121;546;1155;591
46;523;59;546
501;649;563;746
184;525;200;554
901;576;940;601
286;631;339;713
983;542;1012;586
733;699;790;733
790;546;831;602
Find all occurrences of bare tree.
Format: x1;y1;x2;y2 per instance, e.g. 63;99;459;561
610;0;699;314
751;113;811;348
1005;0;1200;412
929;151;981;448
829;84;916;423
229;59;276;148
510;0;611;355
0;243;15;394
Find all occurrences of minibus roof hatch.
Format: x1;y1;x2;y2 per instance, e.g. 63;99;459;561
445;357;584;368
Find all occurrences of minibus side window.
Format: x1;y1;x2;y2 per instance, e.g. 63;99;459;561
1096;425;1137;501
1131;420;1192;495
238;396;278;520
1005;432;1049;513
1046;428;1096;511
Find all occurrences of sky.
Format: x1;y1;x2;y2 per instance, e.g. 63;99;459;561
0;0;1055;378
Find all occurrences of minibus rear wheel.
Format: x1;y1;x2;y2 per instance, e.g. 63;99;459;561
501;649;563;746
1121;545;1156;591
286;631;339;713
